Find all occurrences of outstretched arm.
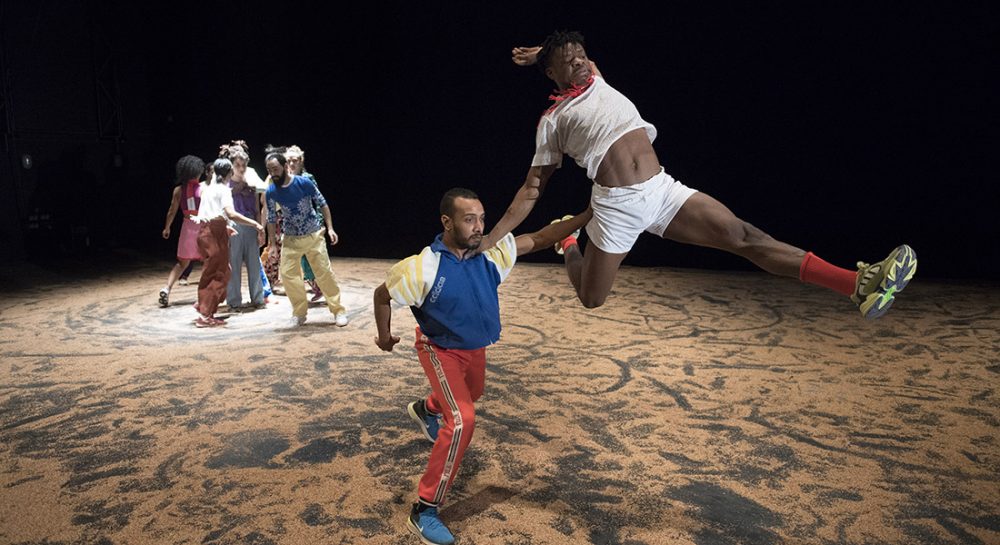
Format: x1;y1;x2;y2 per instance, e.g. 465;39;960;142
479;164;557;252
222;206;264;233
514;207;592;256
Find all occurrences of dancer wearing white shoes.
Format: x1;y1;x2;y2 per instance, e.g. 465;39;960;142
264;152;349;328
285;145;326;303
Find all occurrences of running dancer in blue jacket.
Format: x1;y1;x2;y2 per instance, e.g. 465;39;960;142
373;187;589;545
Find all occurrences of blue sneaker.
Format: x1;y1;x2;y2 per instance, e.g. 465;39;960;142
407;400;441;443
407;503;454;545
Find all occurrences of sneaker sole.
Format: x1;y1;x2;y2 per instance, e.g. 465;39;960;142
407;402;436;443
862;244;917;320
158;292;169;308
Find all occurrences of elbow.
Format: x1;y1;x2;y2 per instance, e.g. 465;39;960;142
373;283;390;303
522;179;545;201
526;233;545;253
521;174;546;201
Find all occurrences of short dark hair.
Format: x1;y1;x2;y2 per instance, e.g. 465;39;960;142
440;187;480;217
537;30;586;72
175;155;205;186
212;158;233;181
265;152;287;166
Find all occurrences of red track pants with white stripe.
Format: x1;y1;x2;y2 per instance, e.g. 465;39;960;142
415;327;486;506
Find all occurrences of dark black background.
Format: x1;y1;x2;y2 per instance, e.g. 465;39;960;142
2;2;996;279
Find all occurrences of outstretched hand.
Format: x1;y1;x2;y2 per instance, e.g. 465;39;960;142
512;46;542;66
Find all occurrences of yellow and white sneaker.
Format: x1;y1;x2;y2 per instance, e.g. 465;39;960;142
851;244;917;319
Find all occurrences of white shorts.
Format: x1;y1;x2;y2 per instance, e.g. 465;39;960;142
586;167;697;254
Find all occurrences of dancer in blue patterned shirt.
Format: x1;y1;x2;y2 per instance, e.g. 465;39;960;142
264;152;349;328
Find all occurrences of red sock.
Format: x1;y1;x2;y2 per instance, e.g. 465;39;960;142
561;236;578;253
799;252;856;296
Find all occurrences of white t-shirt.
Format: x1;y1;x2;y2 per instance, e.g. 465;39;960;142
244;166;268;193
195;183;235;222
210;167;267;193
532;76;657;180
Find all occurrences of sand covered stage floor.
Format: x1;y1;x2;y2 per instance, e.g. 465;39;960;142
0;256;997;545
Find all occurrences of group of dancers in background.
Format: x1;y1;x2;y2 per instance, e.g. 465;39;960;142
159;141;348;328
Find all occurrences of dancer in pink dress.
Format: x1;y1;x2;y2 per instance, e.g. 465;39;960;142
159;155;207;307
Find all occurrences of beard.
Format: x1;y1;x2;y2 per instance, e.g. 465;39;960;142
461;235;483;250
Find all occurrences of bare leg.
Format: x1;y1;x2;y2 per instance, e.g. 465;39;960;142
563;244;584;295
179;261;195;282
662;192;805;278
165;259;191;290
563;243;629;308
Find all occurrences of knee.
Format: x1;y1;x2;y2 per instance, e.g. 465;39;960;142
469;387;484;403
738;221;774;248
720;220;770;251
577;280;611;308
579;292;608;309
456;408;476;433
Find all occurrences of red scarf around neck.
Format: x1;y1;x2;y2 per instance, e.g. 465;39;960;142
545;74;595;114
